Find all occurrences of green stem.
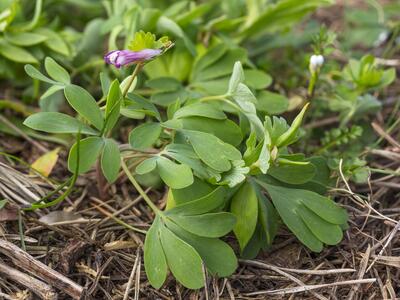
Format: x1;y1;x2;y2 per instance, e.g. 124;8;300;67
23;131;81;211
307;71;318;98
95;204;147;234
121;159;161;215
199;94;243;112
199;94;228;102
122;63;143;97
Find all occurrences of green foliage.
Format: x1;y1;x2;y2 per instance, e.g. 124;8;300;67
0;0;71;79
128;31;170;51
15;0;388;289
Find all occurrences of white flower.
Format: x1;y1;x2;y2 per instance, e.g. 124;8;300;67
309;54;324;71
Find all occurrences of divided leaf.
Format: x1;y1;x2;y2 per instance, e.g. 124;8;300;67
256;180;347;252
166;220;237;277
183;130;242;172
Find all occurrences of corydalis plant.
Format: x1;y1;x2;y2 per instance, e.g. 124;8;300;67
22;31;348;290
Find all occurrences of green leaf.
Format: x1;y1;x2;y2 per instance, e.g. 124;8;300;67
244;69;272;90
256;188;278;246
300;191;348;225
128;30;167;51
169;212;236;238
261;182;322;252
192;47;246;82
276;103;309;147
227;62;264;139
5;32;47;46
44;57;70;84
165;144;219;181
157;16;196;55
228;61;245;94
256;91;289;115
169;177;214;207
23;112;98;135
105;79;122;132
174;103;226;120
192;44;227;78
101;139;121;183
230;182;258;251
268;160;316;184
125;93;161;121
257;181;347;252
166;220;237;277
64;85;104;131
147;77;182;92
129;122;162;150
184;130;242;172
24;65;59;85
180;117;242;146
160;225;204;289
0;40;37;63
40;85;64;101
240;0;333;38
169;186;227;215
35;28;70;56
100;72;111;96
68;137;104;174
297;206;343;245
144;216;168;289
135;157;158;175
157;156;193;189
218;160;249;188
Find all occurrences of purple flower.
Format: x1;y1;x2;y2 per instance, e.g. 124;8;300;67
104;49;162;68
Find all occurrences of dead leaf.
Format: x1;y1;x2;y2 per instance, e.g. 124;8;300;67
0;201;18;222
39;211;83;225
31;148;60;177
103;240;137;251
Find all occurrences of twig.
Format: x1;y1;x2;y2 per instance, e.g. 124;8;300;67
0;239;85;299
371;122;400;149
123;247;140;300
240;260;328;300
366;221;400;272
0;261;57;300
240;260;356;275
348;245;371;300
246;279;376;296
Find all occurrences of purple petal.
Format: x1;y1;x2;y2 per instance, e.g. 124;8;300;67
104;49;162;68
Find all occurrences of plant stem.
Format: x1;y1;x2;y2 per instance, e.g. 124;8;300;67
199;94;243;112
199;94;228;102
94;203;147;234
121;159;161;215
122;63;143;97
307;71;318;98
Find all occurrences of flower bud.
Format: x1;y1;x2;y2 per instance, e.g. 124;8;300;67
104;49;162;68
309;54;324;72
